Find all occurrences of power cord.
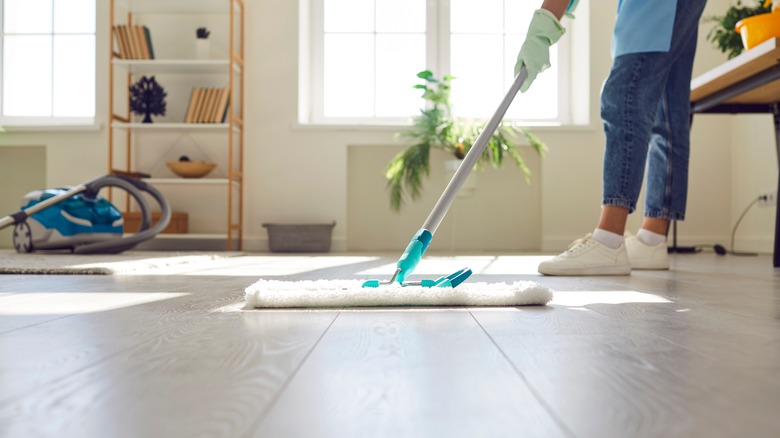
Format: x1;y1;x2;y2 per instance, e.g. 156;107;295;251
671;196;761;256
729;197;759;256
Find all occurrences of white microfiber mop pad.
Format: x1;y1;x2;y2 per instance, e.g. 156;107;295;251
244;279;553;308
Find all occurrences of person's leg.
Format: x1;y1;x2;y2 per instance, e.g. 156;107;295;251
538;50;670;276
599;52;674;232
598;205;629;235
627;214;671;269
627;0;706;269
602;0;706;232
641;217;669;235
539;0;707;276
643;2;704;227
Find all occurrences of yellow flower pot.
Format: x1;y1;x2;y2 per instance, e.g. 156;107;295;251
736;10;780;51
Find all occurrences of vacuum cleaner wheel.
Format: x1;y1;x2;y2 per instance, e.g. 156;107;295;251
13;221;33;253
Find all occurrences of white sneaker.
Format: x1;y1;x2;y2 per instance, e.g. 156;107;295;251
538;234;631;276
625;233;669;270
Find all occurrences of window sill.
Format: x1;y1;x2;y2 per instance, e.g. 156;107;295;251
292;122;597;133
1;122;102;133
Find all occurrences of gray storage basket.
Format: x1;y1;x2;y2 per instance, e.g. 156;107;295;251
262;221;336;252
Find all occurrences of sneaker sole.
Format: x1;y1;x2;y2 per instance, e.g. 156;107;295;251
538;264;631;276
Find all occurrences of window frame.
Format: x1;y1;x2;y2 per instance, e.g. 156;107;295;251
303;0;580;127
0;0;97;128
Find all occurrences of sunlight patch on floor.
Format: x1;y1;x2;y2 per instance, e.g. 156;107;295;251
0;292;188;315
552;291;673;307
139;256;382;276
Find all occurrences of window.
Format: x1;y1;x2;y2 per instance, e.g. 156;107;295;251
304;0;576;126
0;0;96;125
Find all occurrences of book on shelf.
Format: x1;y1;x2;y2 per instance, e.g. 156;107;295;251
195;88;213;123
188;88;208;123
111;26;122;58
128;25;142;59
133;26;149;59
184;87;231;123
216;88;231;123
112;25;129;59
184;89;200;123
207;88;227;123
112;24;154;60
114;24;131;59
143;26;155;59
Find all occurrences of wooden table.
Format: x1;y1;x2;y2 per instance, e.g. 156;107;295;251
690;37;780;267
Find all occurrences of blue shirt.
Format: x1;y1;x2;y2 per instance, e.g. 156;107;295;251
612;0;677;57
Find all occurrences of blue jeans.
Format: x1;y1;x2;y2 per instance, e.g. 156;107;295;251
600;0;707;221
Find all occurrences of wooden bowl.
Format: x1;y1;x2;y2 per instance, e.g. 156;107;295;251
165;160;216;178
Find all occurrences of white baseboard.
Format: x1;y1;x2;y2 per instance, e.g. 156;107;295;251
719;236;775;254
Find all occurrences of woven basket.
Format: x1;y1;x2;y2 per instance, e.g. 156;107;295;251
263;222;336;252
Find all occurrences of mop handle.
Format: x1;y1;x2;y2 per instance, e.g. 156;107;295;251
421;67;528;234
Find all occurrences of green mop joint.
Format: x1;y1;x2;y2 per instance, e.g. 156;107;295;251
395;228;432;284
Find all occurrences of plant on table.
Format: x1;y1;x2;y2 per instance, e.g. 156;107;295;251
704;0;771;59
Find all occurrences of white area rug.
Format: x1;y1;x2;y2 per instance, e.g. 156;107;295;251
245;279;553;308
0;250;244;275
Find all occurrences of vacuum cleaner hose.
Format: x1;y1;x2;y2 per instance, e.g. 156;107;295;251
73;174;172;254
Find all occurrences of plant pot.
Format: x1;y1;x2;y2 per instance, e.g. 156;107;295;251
736;11;780;51
195;39;210;59
444;159;477;198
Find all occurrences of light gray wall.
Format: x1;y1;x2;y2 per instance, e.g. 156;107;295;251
0;147;46;249
0;0;776;254
347;146;542;252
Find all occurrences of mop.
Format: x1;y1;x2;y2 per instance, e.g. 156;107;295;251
245;67;553;308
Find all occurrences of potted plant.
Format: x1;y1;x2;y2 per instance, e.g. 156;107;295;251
704;0;771;59
386;70;546;212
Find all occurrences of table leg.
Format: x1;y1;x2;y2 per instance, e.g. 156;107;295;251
667;112;700;254
772;104;780;267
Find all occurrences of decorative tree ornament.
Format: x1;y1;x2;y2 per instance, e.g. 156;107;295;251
129;75;167;123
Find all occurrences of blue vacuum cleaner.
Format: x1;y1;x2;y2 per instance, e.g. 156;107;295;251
363;67;529;289
0;173;171;254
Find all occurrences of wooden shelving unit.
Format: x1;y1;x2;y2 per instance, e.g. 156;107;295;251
109;0;244;251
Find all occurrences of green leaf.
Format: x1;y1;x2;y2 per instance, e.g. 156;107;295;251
417;70;433;79
704;0;770;59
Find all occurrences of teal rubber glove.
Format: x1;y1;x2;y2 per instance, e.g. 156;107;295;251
513;9;566;93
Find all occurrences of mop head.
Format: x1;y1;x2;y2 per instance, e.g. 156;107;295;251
244;279;553;308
